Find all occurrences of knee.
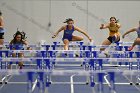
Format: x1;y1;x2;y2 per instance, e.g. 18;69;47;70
79;36;84;41
134;38;140;43
100;48;105;51
18;62;23;66
63;39;69;45
136;38;140;41
18;53;23;57
64;43;69;46
12;53;16;57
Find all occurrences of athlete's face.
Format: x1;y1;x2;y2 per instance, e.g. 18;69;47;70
16;35;22;41
67;21;74;27
110;18;116;24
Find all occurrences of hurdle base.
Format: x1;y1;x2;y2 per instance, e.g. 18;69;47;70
130;82;133;85
86;82;89;85
135;83;139;85
0;81;8;84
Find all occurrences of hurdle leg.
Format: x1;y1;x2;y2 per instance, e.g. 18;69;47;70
27;72;34;93
36;59;42;69
45;59;50;70
98;59;103;70
129;71;134;85
86;75;90;85
98;73;104;93
129;62;133;70
108;72;116;93
1;52;10;84
84;59;90;70
37;72;45;93
0;55;2;83
45;75;51;87
44;74;51;93
0;50;3;70
89;59;95;70
135;75;140;85
137;61;140;70
90;74;95;87
0;75;2;84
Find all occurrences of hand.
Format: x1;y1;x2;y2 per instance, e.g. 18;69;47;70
88;37;93;42
100;24;104;29
88;38;94;45
52;34;56;38
0;26;3;29
122;35;125;39
27;47;32;50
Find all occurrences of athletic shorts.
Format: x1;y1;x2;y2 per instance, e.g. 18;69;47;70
107;36;120;43
0;33;4;39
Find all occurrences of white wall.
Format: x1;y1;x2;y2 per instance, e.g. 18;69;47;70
0;0;140;45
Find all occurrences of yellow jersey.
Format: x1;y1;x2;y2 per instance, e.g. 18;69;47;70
108;23;120;36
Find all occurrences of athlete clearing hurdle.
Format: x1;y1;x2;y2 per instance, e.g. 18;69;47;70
122;21;140;51
52;18;92;50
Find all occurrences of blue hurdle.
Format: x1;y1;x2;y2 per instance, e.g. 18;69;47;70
1;42;140;93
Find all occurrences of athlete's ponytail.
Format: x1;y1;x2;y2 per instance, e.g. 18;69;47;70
0;10;2;16
63;18;74;23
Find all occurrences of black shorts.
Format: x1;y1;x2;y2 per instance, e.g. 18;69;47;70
0;33;4;39
107;36;120;43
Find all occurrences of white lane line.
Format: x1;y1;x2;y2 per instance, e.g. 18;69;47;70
104;75;111;87
70;74;75;93
104;74;117;93
0;75;13;90
138;77;140;81
1;75;11;82
1;76;8;82
116;68;140;92
31;79;38;92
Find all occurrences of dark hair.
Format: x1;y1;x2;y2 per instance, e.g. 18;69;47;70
13;30;27;44
0;10;2;16
63;18;74;23
110;17;119;23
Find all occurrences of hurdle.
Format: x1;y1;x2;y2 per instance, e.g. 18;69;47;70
0;42;140;93
1;50;140;70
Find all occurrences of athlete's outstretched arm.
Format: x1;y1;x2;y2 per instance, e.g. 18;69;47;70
52;26;64;38
100;23;109;29
122;28;136;38
0;16;4;28
75;27;92;42
23;40;32;50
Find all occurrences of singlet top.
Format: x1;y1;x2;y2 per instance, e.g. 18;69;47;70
108;23;120;36
63;25;75;39
136;27;140;38
11;41;24;50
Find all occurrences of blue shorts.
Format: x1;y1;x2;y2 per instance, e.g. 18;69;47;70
62;35;73;41
0;28;5;32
